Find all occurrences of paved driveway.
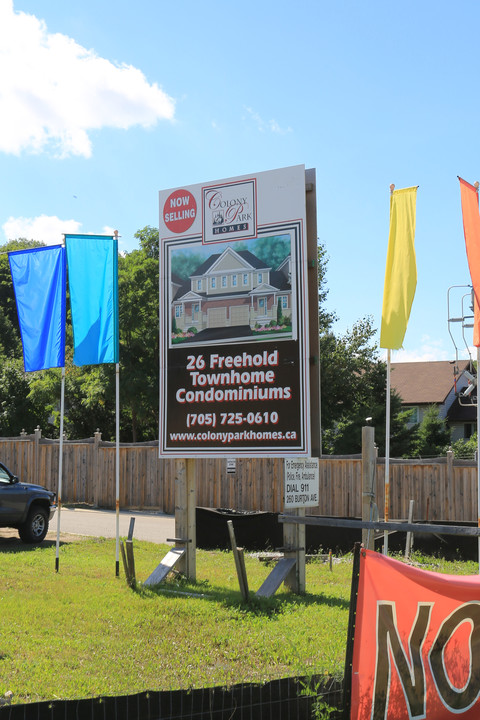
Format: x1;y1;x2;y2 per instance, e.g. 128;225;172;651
51;506;175;544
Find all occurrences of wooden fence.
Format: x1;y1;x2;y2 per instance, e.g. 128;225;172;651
0;431;477;522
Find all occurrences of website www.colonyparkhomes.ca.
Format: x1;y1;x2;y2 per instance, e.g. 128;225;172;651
169;429;298;444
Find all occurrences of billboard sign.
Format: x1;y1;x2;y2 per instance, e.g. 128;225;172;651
159;165;311;458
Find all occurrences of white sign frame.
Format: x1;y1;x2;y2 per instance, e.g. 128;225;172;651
159;165;311;458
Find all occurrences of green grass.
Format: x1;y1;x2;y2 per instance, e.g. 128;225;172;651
0;538;351;704
0;539;477;705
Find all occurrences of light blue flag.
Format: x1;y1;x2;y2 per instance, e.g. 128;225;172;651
9;246;66;372
65;235;119;366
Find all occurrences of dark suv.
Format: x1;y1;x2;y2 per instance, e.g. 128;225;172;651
0;462;56;543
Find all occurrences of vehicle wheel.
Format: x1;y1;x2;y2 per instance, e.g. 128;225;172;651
18;506;49;543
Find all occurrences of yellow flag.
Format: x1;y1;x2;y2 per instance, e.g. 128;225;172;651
380;186;417;349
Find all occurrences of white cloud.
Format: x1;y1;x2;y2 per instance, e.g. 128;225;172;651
0;0;175;158
388;335;469;363
3;215;82;244
2;217;124;246
244;107;292;135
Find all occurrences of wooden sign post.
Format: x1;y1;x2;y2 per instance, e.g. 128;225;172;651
174;458;196;580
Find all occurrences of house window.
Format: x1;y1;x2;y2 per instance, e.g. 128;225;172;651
232;275;237;287
194;303;199;313
222;276;227;287
211;277;216;289
197;280;202;291
258;273;263;283
243;273;248;285
175;305;183;318
279;296;288;309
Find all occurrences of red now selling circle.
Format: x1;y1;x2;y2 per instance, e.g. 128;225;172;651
163;190;197;233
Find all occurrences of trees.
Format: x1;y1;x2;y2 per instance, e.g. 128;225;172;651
412;405;451;458
450;432;477;459
317;242;415;456
0;229;418;451
118;228;159;441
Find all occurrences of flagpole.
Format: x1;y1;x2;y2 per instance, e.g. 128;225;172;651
384;349;391;555
474;184;480;576
115;361;120;577
55;366;65;572
383;181;396;557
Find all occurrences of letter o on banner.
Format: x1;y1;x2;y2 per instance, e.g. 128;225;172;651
429;603;480;712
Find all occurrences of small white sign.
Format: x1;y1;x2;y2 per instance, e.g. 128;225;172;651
226;458;236;474
284;458;319;508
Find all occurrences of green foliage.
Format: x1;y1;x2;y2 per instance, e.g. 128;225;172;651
390;408;419;458
320;316;411;455
300;675;338;719
450;432;477;459
317;242;337;333
0;357;51;435
134;225;159;259
0;239;44;358
0;230;418;450
412;405;451;458
118;232;160;441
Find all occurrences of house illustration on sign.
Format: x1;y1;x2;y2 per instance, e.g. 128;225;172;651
171;245;292;343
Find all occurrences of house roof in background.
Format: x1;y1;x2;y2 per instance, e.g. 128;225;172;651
391;360;470;405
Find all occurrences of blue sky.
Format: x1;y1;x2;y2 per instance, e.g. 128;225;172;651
1;0;479;363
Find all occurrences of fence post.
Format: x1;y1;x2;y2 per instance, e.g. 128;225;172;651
34;426;42;486
362;425;376;551
93;429;102;507
447;446;453;488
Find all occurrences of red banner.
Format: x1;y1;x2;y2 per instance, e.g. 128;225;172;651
351;549;480;719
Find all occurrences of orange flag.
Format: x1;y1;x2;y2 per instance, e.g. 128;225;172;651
459;177;480;346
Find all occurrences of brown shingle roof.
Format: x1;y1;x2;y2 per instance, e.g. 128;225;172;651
390;360;470;405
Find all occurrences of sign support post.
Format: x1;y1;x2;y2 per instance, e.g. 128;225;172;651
283;507;306;593
174;458;196;580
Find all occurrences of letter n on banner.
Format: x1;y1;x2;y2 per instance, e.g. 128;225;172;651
345;549;480;719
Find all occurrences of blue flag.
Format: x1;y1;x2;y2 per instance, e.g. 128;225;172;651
65;235;119;366
9;246;66;372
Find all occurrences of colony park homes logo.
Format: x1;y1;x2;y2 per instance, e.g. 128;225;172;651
202;178;257;244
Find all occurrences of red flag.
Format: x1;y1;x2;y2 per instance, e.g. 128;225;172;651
459;177;480;346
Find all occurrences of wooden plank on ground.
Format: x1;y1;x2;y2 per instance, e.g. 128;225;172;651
144;548;185;586
256;557;296;598
227;520;249;601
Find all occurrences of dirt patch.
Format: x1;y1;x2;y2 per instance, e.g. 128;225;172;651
0;528;87;546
